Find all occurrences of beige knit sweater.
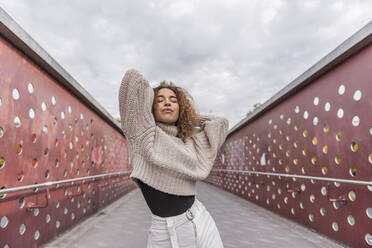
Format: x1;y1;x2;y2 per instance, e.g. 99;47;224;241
118;69;229;195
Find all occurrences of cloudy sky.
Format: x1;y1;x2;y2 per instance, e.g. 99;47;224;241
0;1;371;128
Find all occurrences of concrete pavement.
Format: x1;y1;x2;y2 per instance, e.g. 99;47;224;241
44;182;346;248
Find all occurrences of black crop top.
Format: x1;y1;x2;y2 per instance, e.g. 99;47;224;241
136;179;195;217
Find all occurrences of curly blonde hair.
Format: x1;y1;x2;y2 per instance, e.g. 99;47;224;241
153;81;199;141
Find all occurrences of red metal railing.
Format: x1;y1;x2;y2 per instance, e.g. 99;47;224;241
0;9;135;248
207;22;372;248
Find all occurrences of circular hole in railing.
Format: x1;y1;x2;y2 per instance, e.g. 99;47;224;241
347;215;355;226
367;208;372;219
320;208;326;216
352;116;360;127
368;154;372;164
16;143;23;155
19;197;25;208
324;102;331;112
71;213;75;220
351;142;358;152
338;85;345;95
14;116;21;128
312;137;318;145
308;214;314;222
19;223;26;235
27;83;34;93
312;117;319;126
55;159;59;168
34;230;40;240
291;208;295;215
56;200;60;209
51;96;56;105
348;191;356;201
322;145;328;154
42;125;48;134
46;214;51;223
45;170;50;179
299;202;304;209
68;105;72;114
12;88;20;100
61;111;65;119
353;90;362;101
33;208;39;216
311;157;317;165
56;220;60;229
337;108;344;118
301;167;307;174
365;233;372;246
303;111;309;119
294;124;299;131
349;167;357;177
323;124;330;133
293;141;299;148
0;97;2;106
332;222;339;232
286;150;290;157
0;127;4;138
31;133;37;143
29;108;35;119
64;169;67;177
32;158;38;168
53;117;57;125
321;186;327;196
336;132;342;141
294;106;300;113
41;101;47;111
285;166;290;173
313;97;319;106
303;130;308;137
0;157;5;168
334;155;341;165
80;113;84;120
286;118;291;125
302;148;307;156
44;148;49;156
1;216;8;228
310;194;315;203
17;171;24;182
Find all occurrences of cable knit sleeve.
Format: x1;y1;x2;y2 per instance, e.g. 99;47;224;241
118;69;155;139
186;114;229;179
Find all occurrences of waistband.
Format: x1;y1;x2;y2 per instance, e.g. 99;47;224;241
150;198;205;230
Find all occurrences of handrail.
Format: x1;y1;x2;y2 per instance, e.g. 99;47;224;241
0;171;131;195
212;169;372;186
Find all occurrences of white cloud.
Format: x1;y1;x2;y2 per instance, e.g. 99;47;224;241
0;0;371;128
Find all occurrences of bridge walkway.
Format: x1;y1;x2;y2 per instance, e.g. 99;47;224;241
44;182;345;248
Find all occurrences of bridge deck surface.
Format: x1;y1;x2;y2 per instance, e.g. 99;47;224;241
44;182;345;248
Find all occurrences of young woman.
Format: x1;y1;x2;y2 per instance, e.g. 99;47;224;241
118;69;228;248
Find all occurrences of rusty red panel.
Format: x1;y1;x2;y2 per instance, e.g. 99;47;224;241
0;34;135;247
207;44;372;247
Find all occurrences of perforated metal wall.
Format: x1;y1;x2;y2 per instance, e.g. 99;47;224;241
0;34;134;247
207;42;372;247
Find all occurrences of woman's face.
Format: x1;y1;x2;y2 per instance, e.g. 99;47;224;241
153;88;180;125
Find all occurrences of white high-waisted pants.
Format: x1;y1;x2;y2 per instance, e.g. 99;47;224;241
147;198;224;248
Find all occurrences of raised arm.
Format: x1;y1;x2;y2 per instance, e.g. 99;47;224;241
118;69;155;139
